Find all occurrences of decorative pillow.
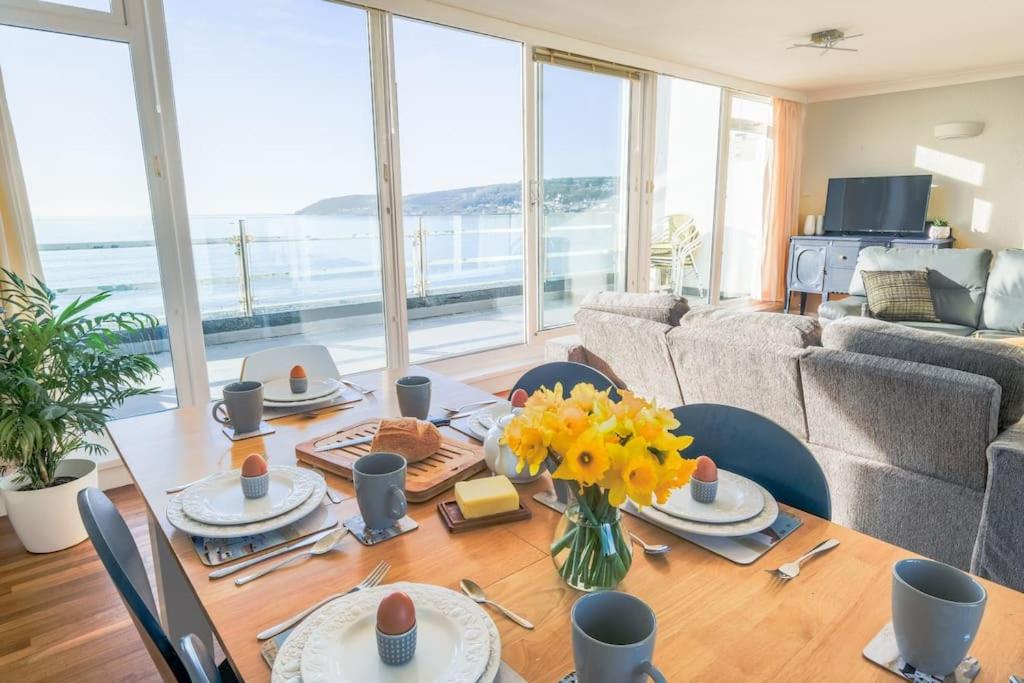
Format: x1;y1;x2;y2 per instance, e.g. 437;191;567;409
860;270;940;323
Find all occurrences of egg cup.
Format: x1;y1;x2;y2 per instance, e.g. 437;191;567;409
289;377;308;394
690;477;718;503
376;624;417;666
241;472;269;499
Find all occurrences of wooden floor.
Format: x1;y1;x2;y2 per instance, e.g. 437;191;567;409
0;485;160;682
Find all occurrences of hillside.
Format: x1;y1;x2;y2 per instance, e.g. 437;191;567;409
297;176;618;216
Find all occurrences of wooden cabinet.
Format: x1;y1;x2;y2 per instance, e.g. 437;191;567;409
784;235;954;315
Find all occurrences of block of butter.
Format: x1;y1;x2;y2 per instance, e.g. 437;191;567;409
454;475;519;519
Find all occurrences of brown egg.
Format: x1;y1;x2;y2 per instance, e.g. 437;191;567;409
694;455;717;483
510;388;529;408
377;591;416;635
290;364;307;379
241;453;268;477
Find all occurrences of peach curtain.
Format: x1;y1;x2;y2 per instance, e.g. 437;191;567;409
760;98;805;302
0;67;42;280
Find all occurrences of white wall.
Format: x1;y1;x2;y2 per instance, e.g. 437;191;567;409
800;76;1024;252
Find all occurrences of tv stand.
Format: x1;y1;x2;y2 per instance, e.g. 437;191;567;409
784;234;955;315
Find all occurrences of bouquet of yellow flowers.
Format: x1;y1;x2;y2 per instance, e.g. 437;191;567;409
501;382;695;590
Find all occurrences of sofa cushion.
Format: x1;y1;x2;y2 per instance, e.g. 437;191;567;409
899;321;976;337
574;309;683;407
818;296;867;322
980;249;1024;333
822;317;1024;429
860;269;940;322
849;247;992;327
577;291;689;326
680;306;822;348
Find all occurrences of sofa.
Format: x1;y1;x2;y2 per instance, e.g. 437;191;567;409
818;246;1024;342
547;292;1024;591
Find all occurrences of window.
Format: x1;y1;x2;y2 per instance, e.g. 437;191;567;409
0;25;175;416
538;62;631;329
649;76;721;302
392;18;524;361
164;0;387;393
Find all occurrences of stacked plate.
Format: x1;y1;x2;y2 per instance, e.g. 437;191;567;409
166;466;327;538
642;469;779;537
263;377;343;411
461;403;512;441
272;582;501;683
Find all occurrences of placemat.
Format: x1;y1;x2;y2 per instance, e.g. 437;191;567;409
222;421;276;441
863;622;980;682
191;503;338;567
343;514;419;545
623;503;802;564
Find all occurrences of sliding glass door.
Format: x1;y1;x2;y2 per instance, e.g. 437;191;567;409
164;0;387;392
392;18;524;362
538;62;632;328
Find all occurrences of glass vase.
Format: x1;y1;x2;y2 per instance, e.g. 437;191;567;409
550;503;632;592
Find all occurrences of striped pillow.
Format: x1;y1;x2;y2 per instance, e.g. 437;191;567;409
861;269;940;323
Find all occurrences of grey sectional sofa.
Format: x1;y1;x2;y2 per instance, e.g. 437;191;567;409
547;292;1024;591
818;246;1024;341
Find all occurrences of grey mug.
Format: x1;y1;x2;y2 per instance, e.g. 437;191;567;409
892;558;987;677
211;381;264;434
571;591;666;683
395;375;431;420
353;452;408;530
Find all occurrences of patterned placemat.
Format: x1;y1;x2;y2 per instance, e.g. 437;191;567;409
863;622;980;682
191;504;337;567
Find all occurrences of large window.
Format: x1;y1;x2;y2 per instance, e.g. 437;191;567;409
392;18;524;362
538;62;631;329
165;0;387;393
0;25;175;416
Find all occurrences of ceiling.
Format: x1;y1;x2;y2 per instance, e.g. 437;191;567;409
436;0;1024;98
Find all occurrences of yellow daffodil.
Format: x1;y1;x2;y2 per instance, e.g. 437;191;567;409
525;383;564;412
552;428;610;485
569;382;599;412
620;438;659;507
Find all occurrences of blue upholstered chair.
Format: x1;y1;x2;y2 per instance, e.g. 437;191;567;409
77;488;238;682
670;404;831;519
510;361;619;399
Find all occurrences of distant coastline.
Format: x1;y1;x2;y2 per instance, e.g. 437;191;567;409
297;176;618;216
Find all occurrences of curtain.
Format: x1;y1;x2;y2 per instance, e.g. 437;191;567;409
0;67;42;281
760;97;805;302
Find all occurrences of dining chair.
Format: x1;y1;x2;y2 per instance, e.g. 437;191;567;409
77;488;238;682
180;634;224;683
240;344;340;383
670;403;832;519
510;361;620;400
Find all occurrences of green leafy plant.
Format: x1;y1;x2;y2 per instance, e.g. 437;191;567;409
0;269;159;491
931;218;949;227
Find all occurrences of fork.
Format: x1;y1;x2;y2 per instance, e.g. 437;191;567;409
340;378;374;395
256;560;390;640
441;399;498;415
765;538;840;581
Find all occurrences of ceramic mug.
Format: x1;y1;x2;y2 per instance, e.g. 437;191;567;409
211;381;264;434
892;558;987;676
395;375;431;419
353;452;408;530
571;591;666;683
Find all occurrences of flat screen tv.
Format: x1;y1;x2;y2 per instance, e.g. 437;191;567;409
823;175;932;235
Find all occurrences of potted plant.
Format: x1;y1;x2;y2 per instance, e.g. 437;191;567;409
929;218;952;240
0;269;158;553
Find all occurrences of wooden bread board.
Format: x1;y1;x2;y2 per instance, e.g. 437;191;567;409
295;419;488;503
437;499;531;533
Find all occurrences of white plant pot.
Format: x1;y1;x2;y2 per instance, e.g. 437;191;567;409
1;458;98;553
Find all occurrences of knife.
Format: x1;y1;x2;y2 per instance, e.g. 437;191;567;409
208;527;337;579
313;416;453;453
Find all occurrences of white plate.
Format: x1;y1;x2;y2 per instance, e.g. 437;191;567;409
652;470;764;524
272;581;495;683
181;466;317;526
463;403;511;441
263;377;341;404
628;479;778;538
166;475;327;539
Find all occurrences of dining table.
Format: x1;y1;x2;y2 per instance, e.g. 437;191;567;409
107;365;1024;681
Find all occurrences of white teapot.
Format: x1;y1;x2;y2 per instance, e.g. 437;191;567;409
484;413;542;483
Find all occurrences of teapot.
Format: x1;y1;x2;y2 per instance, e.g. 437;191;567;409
484;413;542;483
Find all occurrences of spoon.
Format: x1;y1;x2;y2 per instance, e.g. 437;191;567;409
629;532;671;555
459;578;534;630
235;529;349;585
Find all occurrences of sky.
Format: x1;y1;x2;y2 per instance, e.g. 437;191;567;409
0;0;627;218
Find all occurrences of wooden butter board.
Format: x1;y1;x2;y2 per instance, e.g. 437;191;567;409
295;419;488;503
437;499;532;533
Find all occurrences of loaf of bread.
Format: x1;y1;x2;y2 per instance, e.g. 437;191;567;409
370;418;441;463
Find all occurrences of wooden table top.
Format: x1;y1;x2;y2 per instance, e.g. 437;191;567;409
108;366;1024;681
